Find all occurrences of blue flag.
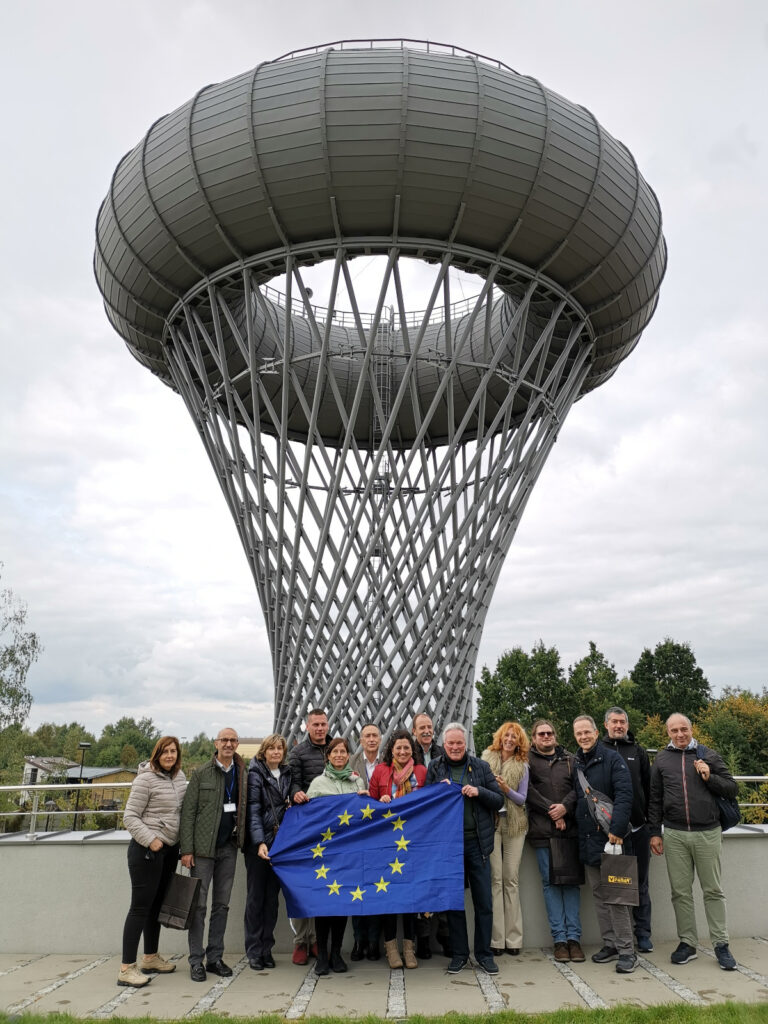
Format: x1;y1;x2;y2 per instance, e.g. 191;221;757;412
269;784;465;916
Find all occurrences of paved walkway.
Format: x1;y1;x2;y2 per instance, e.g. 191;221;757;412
2;940;767;1018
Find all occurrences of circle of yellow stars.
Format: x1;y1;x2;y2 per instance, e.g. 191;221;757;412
310;803;410;902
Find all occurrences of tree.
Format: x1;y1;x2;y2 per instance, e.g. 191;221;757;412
120;744;139;768
182;732;215;770
565;638;638;729
694;688;768;777
474;641;571;751
93;717;159;767
1;566;43;730
630;638;711;724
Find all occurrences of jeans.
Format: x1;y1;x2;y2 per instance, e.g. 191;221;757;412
122;840;179;963
447;835;493;961
189;841;237;966
243;847;281;959
534;846;582;943
625;825;652;940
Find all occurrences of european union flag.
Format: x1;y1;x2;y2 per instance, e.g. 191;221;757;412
269;784;465;917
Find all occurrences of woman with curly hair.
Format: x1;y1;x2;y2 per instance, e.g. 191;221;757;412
481;722;529;955
369;728;427;969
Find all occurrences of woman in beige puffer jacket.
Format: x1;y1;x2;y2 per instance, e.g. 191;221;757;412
118;736;187;988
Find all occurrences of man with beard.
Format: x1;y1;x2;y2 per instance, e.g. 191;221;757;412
526;719;584;963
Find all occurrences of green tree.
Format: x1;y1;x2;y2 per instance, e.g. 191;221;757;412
474;641;571;751
694;688;768;777
1;567;43;730
565;638;638;729
182;732;214;770
93;717;159;767
120;744;139;768
630;638;711;723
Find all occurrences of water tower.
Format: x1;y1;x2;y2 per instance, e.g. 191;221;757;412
95;40;666;744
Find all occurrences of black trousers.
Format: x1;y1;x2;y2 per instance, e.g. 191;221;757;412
243;847;281;958
382;913;415;942
122;839;179;963
315;915;347;954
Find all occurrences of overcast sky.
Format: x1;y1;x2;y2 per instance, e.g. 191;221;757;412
1;1;766;743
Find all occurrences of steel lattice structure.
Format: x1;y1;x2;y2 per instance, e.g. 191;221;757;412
95;40;666;744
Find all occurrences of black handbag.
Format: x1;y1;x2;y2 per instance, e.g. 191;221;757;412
598;850;639;906
158;871;201;930
549;836;584;886
716;794;741;832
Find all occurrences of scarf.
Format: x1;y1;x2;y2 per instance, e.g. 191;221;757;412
482;748;528;837
391;757;416;799
324;761;354;782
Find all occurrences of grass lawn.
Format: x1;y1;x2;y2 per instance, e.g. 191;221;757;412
4;1005;768;1024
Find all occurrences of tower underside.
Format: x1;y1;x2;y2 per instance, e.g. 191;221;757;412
163;243;593;743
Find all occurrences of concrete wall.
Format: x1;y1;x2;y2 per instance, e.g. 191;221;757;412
1;830;764;954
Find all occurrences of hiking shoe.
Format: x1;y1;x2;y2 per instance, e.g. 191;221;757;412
141;953;176;974
567;940;585;962
447;956;468;974
616;954;637;974
637;937;654;953
714;943;736;971
553;942;570;962
477;957;499;975
591;946;619;963
670;942;697;965
292;943;309;965
117;964;151;988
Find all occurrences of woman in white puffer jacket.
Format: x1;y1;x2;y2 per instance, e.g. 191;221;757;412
119;736;186;988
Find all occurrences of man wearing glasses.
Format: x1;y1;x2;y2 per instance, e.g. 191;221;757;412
525;720;584;963
180;728;247;981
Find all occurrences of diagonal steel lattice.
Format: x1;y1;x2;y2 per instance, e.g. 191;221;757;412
162;246;593;745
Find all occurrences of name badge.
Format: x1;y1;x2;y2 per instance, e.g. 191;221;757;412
223;802;236;813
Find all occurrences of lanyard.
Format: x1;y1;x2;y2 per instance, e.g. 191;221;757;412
223;768;235;804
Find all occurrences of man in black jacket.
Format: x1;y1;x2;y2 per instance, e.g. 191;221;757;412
526;720;584;963
573;715;636;975
426;722;503;976
287;708;331;965
603;706;653;952
649;713;738;971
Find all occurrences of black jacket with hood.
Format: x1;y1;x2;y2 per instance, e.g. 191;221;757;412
601;730;651;828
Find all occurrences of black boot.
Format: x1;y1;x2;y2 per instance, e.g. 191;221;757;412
416;936;432;960
315;948;329;976
351;940;367;961
330;948;348;973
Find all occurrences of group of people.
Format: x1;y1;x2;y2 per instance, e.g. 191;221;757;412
117;705;739;987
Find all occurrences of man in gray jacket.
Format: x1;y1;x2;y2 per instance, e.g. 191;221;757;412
649;713;738;971
180;728;246;981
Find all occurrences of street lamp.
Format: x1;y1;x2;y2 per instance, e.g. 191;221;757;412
73;741;91;831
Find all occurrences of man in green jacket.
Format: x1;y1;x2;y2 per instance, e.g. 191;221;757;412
180;728;247;981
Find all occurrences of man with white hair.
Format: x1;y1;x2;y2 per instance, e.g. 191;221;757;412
648;713;738;971
426;722;503;975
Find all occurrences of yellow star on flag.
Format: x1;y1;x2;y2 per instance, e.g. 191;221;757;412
395;836;411;851
315;864;329;879
327;880;341;895
389;857;404;875
392;816;406;831
360;804;375;820
350;886;366;901
337;810;353;826
311;843;326;858
321;827;336;841
374;876;389;893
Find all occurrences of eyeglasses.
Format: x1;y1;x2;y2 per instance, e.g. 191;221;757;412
535;731;554;737
218;738;238;745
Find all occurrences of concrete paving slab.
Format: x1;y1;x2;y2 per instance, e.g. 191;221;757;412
215;957;298;1017
649;942;768;1005
401;959;488;1016
304;959;389;1018
494;950;586;1012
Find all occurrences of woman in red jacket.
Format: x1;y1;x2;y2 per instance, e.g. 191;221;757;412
369;728;427;969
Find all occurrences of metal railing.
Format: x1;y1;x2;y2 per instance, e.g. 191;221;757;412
1;776;766;838
0;782;133;838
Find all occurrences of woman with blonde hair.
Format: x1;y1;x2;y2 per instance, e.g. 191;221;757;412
482;722;529;955
244;733;291;970
119;736;186;987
